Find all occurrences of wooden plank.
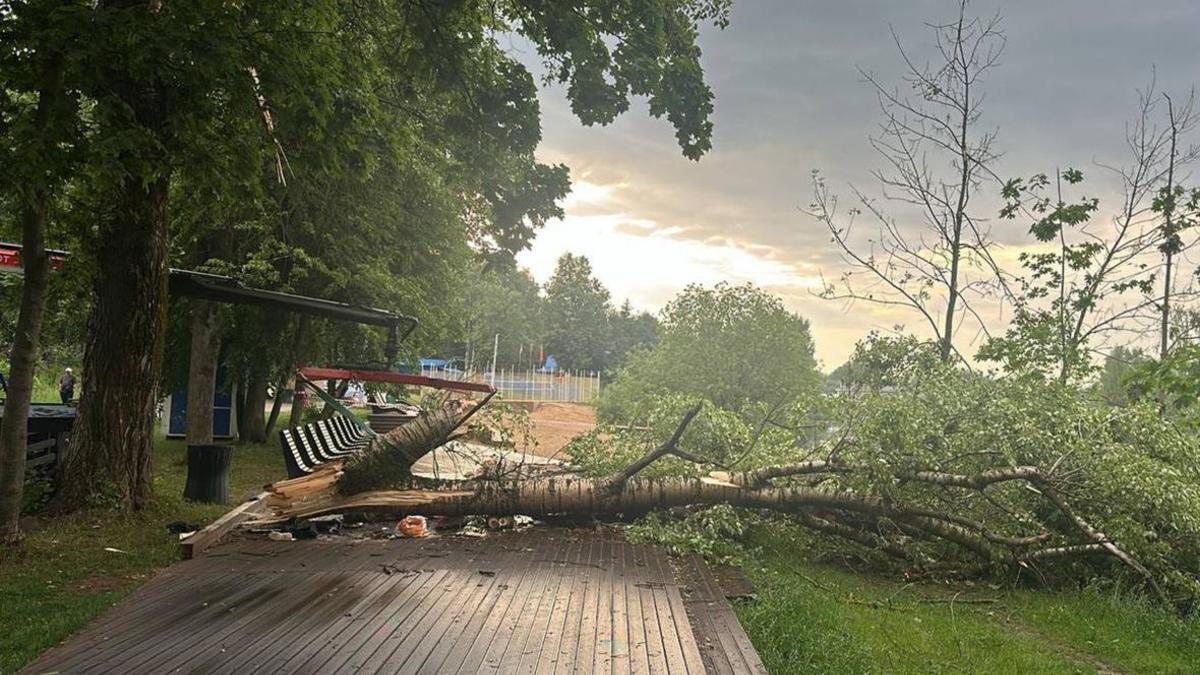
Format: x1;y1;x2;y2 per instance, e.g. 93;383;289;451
487;533;564;671
22;527;769;675
541;534;586;675
137;572;348;672
86;571;301;673
641;546;697;674
24;571;241;673
352;568;469;672
304;568;451;674
23;452;56;468
697;558;766;673
182;571;380;673
684;554;768;674
651;556;708;675
519;534;581;674
179;491;270;559
292;566;439;667
392;565;501;674
418;536;541;672
245;568;404;672
678;555;736;675
272;568;430;673
564;533;601;675
594;536;616;674
632;546;670;674
465;532;558;673
25;437;57;453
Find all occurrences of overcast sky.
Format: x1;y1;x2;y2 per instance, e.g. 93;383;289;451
514;0;1200;368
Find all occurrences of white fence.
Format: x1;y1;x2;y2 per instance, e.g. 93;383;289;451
419;364;601;403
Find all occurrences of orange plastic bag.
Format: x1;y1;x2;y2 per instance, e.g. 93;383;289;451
397;515;429;538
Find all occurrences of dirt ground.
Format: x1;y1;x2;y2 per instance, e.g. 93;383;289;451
504;401;597;458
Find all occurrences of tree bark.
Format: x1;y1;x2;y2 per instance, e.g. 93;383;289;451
52;0;173;512
55;171;169;510
285;315;311;429
0;201;53;543
337;401;469;495
264;383;285;437
185;301;222;446
241;372;269;443
288;387;307;428
54;167;170;511
1160;95;1180;361
0;49;65;541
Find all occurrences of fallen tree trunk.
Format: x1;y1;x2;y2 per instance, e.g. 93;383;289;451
336;400;473;495
253;401;1171;606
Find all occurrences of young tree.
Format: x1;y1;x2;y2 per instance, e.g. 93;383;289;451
981;88;1199;382
1153;93;1200;359
809;1;1007;363
978;169;1107;381
0;2;85;541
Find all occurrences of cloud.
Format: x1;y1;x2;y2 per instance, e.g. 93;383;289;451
516;0;1200;367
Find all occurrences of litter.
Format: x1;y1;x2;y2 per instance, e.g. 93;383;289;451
103;547;127;554
396;515;429;538
306;514;344;534
268;531;294;542
459;525;487;538
165;520;200;535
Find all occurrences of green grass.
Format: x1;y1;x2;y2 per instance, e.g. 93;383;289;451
0;437;284;674
735;535;1200;674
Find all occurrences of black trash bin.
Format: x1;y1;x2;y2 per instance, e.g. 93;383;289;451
184;444;233;503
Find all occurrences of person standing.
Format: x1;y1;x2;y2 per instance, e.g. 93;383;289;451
58;367;75;405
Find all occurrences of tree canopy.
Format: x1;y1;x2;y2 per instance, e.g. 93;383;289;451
0;0;733;520
600;282;820;420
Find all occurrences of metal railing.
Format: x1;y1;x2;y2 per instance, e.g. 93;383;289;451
418;364;601;402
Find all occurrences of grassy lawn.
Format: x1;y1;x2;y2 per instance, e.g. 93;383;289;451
736;533;1200;674
0;436;284;674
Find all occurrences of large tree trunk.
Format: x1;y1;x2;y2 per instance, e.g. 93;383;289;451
185;301;222;446
54;174;170;511
0;50;65;541
0;201;54;543
241;372;269;443
337;401;471;494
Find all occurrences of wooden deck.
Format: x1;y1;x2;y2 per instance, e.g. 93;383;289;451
22;527;766;674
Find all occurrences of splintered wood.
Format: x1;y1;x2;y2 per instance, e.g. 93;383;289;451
247;443;572;526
